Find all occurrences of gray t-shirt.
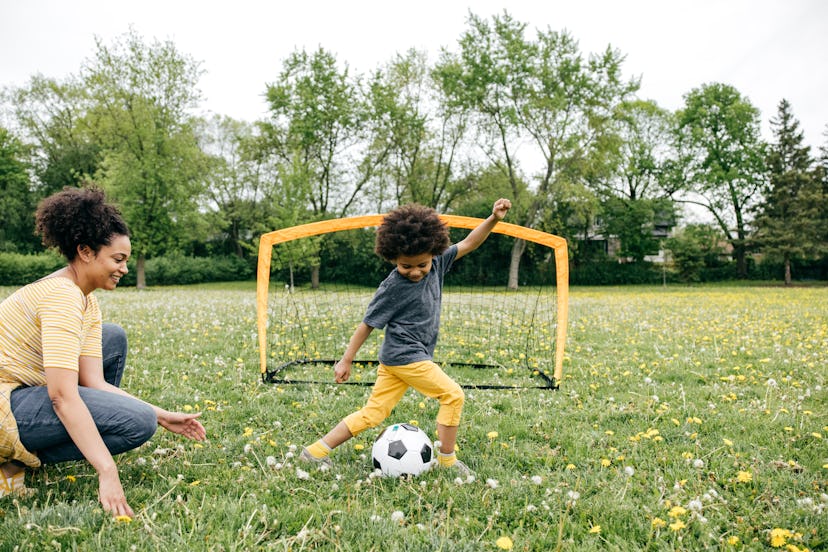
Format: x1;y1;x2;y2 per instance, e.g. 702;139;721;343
363;245;458;366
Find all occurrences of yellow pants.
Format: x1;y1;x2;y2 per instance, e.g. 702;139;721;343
343;360;464;436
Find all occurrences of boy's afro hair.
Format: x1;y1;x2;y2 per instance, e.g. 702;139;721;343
375;203;450;261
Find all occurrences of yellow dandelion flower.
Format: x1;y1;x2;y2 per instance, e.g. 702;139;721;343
495;536;514;550
189;480;200;486
243;427;253;437
588;525;601;534
668;506;687;518
600;458;611;467
769;527;792;547
605;430;614;436
566;463;576;470
114;515;133;523
811;432;822;439
354;444;364;451
736;470;752;483
487;431;499;440
723;438;733;447
183;404;193;412
727;536;740;545
669;520;686;531
651;517;667;529
66;475;76;483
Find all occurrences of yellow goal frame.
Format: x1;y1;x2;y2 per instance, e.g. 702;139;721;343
257;215;569;385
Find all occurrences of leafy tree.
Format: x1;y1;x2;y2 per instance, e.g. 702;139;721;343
675;83;767;278
664;223;728;282
435;11;637;288
7;75;101;196
600;197;674;263
753;100;826;284
263;47;365;218
363;49;473;212
82;29;207;287
0;126;39;252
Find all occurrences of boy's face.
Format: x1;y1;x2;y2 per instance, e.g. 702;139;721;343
394;252;433;283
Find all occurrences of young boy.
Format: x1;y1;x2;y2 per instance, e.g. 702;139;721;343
300;198;512;474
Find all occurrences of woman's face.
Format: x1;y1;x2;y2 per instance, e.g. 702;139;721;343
90;234;131;291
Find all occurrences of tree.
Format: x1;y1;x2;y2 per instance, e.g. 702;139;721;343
7;75;101;196
82;29;208;288
664;224;728;282
600;197;674;263
435;11;637;288
753;100;826;284
675;83;767;278
0;126;39;252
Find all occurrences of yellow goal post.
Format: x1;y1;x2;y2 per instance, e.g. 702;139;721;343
256;215;569;386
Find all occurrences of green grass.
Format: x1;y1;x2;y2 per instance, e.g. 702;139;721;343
0;283;825;551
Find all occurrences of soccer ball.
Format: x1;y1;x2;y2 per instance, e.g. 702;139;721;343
372;423;434;477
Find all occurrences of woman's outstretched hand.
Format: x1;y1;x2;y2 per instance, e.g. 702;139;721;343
158;411;206;441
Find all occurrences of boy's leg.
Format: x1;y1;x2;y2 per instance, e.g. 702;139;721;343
302;365;408;463
10;386;157;464
397;361;468;472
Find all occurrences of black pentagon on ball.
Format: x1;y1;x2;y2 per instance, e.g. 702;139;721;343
373;457;381;470
388;439;407;460
419;443;432;463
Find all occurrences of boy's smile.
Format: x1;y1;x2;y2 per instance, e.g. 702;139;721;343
394;252;434;282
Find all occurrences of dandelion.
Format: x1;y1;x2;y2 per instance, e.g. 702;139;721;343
723;438;733;447
486;478;499;489
692;458;705;469
114;515;133;523
588;525;601;534
266;456;277;467
727;536;740;545
600;458;611;467
624;466;635;477
651;517;666;529
243;427;253;437
66;475;76;483
688;499;703;512
390;511;405;524
769;528;792;548
530;475;543;485
736;470;752;483
495;536;514;550
669;520;686;531
487;431;499;440
567;490;580;501
668;505;687;518
566;463;576;470
354;444;364;451
296;468;310;480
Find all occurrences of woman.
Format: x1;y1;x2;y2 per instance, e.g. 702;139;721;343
0;186;206;518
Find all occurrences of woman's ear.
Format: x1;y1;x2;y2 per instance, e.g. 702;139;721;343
76;244;94;263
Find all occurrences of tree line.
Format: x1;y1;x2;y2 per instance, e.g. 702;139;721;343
1;12;826;287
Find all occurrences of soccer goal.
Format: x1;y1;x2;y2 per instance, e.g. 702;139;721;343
256;215;568;390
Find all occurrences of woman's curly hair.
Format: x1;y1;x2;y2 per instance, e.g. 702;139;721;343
35;185;130;261
374;204;450;261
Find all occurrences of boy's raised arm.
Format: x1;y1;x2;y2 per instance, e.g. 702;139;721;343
455;198;511;260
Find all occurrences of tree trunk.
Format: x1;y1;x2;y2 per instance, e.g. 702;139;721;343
507;238;526;290
311;265;320;290
784;256;792;286
136;254;146;290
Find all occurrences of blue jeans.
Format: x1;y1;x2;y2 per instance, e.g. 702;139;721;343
10;323;157;464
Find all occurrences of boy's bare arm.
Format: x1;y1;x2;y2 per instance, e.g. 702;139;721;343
334;322;374;383
455;198;512;260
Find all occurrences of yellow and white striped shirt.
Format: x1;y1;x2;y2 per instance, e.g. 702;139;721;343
0;277;102;466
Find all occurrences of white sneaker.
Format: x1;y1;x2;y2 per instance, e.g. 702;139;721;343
299;447;333;467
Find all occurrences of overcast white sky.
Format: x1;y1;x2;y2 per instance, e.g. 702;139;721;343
1;0;827;148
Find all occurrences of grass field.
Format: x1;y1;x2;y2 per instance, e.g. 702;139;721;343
0;283;825;551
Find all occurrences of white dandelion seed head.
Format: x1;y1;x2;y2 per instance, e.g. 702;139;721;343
243;444;253;454
285;451;295;459
295;467;310;480
331;483;339;491
766;378;778;387
644;377;652;385
693;458;705;469
266;456;277;467
624;466;635;477
391;511;405;523
486;478;499;489
465;475;476;484
531;475;543;485
369;470;382;479
688;499;703;512
416;523;426;530
526;504;538;512
567;490;580;501
797;497;814;508
296;528;309;541
135;457;146;465
288;444;298;452
454;477;464;486
420;481;427;488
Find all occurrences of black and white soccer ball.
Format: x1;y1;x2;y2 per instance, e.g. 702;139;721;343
372;423;434;477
